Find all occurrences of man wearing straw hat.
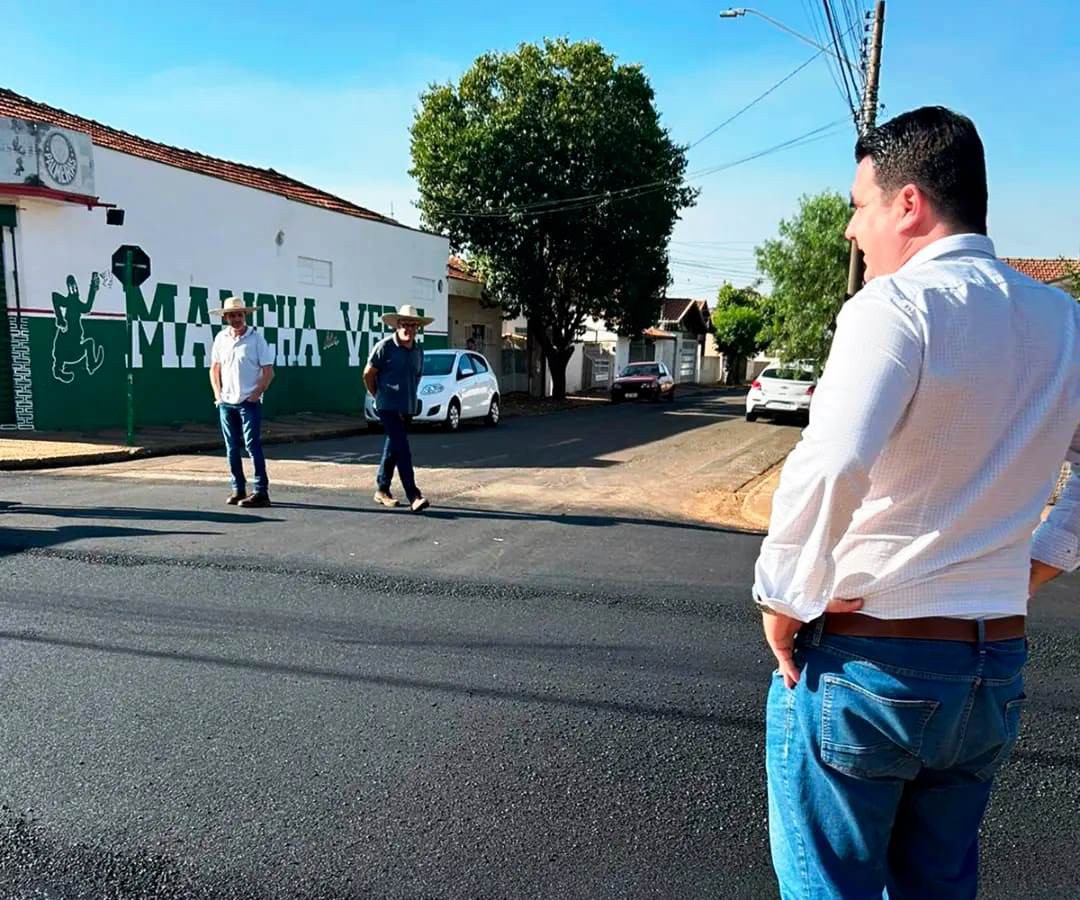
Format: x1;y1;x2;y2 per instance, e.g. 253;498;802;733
363;304;433;512
210;296;276;508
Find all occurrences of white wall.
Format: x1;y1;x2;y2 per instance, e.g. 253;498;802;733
7;144;449;345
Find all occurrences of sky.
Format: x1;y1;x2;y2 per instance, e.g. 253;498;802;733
4;0;1078;298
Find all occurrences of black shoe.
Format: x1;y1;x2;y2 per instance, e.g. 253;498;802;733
238;493;271;508
227;491;247;506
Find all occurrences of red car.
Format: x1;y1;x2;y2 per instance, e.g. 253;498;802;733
610;362;676;403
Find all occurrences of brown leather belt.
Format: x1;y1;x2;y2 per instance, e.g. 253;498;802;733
822;613;1026;642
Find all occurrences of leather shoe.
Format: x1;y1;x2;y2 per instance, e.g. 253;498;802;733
226;491;246;506
239;493;271;508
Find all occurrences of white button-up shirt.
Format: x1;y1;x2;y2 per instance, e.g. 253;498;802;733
211;327;275;404
754;234;1080;622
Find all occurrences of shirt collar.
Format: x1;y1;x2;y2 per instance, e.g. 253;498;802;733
901;233;997;273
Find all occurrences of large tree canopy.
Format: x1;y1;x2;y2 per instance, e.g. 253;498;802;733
410;38;696;397
755;191;851;371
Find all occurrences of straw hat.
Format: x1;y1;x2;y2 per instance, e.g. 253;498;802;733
214;296;257;316
382;304;435;328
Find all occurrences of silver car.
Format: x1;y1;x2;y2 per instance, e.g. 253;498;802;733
745;364;816;423
365;349;501;432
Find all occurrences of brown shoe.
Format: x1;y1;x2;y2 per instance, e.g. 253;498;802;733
227;491;247;506
410;496;430;513
238;492;271;508
373;489;399;508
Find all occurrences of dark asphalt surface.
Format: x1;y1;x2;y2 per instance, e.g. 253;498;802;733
0;430;1077;898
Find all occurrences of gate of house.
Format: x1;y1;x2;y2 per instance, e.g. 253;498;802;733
581;343;613;390
677;338;698;383
629;338;654;363
498;335;529;394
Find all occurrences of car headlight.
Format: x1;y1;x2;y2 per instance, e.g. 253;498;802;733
420;384;444;395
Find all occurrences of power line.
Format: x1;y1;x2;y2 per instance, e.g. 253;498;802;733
433;118;850;220
686;49;824;150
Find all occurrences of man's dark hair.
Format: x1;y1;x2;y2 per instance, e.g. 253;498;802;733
855;106;987;235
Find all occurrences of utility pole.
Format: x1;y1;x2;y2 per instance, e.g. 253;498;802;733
845;0;885;298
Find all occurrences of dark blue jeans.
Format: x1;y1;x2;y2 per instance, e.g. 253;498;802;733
219;401;267;494
376;411;420;502
766;622;1027;899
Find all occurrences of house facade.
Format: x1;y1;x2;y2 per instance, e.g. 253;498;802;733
0;88;449;432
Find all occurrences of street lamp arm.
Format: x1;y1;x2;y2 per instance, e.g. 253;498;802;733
719;7;850;66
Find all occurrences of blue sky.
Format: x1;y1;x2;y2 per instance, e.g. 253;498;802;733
5;1;1078;295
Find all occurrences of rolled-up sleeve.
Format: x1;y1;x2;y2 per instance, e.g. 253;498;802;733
752;285;923;621
1032;424;1080;573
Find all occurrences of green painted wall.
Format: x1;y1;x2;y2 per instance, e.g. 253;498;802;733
30;277;447;431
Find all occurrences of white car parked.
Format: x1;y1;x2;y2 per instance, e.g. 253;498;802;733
745;364;816;423
365;349;501;432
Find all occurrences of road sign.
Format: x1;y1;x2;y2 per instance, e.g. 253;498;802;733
111;245;150;287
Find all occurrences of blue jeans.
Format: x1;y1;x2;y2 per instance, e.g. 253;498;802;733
766;622;1027;900
376;411;420;502
219;401;267;494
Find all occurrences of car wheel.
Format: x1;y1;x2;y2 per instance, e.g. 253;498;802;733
610;394;621;404
667;387;676;403
745;410;758;422
485;396;500;426
445;399;461;432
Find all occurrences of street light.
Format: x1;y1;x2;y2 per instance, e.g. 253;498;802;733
719;7;850;66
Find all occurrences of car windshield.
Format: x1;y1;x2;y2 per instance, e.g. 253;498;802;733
422;353;456;377
620;364;659;377
761;367;814;382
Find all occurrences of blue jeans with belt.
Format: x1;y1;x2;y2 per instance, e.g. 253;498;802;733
376;410;420;502
219;401;267;494
766;621;1027;899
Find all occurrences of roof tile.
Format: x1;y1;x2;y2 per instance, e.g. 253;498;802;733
0;87;398;227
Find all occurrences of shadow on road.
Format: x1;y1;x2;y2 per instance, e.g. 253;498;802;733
0;628;760;732
0;524;218;558
0;501;273;525
272;500;743;535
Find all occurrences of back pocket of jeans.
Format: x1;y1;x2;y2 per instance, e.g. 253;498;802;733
820;674;939;779
973;696;1027;781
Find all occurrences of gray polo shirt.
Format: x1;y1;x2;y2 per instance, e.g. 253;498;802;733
368;335;423;415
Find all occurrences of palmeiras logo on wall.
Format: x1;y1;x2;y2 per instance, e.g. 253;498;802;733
51;272;105;383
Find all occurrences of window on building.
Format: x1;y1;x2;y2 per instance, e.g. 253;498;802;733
298;256;332;287
411;276;435;304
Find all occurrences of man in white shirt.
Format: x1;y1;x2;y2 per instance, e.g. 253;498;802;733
210;296;276;508
755;107;1080;898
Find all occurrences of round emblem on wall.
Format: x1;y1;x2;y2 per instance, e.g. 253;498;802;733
42;131;78;186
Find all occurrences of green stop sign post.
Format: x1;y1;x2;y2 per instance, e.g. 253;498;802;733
111;245;150;446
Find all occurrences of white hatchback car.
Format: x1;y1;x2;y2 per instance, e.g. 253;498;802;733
365;349;501;432
745;364;816;423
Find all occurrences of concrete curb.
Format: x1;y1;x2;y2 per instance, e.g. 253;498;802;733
0;423;372;472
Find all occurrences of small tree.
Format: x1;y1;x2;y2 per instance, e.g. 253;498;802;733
756;191;851;370
410;38;697;398
710;282;769;384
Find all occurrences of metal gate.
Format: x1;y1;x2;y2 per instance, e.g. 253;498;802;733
678;338;698;383
581;342;613;390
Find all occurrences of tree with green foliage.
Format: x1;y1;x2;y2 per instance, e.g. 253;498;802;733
755;191;851;371
410;38;697;398
710;282;769;384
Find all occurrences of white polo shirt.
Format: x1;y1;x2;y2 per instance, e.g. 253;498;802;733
211;326;275;404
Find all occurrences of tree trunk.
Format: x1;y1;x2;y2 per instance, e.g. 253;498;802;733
545;346;575;400
527;319;546;398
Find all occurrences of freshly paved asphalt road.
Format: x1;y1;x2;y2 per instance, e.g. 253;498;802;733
0;414;1076;898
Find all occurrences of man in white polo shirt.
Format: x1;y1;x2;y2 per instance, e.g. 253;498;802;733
210;296;275;508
